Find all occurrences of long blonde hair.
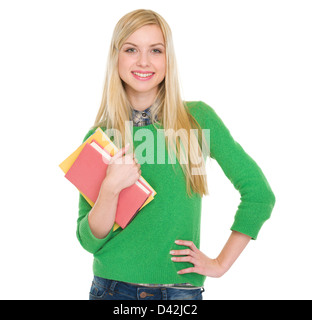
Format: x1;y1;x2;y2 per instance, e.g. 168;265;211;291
93;9;209;197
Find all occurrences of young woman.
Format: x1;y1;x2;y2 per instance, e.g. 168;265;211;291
76;9;276;300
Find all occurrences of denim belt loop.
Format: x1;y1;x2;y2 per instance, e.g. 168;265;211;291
108;280;118;293
161;287;167;300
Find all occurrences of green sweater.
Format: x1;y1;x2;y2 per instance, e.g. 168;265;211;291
76;101;276;287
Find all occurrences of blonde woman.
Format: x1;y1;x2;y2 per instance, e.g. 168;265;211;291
76;9;276;300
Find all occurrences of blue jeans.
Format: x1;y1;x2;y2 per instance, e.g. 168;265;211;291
89;276;205;300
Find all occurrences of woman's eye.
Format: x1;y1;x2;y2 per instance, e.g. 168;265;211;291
125;48;136;53
152;49;162;53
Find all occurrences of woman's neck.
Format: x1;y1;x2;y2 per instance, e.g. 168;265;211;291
126;87;157;111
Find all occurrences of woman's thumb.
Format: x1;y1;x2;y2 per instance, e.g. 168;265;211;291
111;143;130;160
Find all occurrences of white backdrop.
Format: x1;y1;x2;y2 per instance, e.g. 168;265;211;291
0;0;311;300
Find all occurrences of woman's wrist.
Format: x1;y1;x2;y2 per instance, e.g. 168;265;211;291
214;257;230;277
215;231;251;276
100;177;121;198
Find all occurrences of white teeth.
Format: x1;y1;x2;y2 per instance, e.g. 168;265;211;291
133;72;154;77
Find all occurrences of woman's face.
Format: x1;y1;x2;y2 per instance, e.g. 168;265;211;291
118;24;166;102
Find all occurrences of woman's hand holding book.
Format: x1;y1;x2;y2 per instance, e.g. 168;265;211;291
104;143;141;195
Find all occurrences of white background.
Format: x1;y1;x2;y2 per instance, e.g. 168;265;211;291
0;0;311;300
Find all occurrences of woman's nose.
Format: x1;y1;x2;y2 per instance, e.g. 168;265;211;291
136;51;150;67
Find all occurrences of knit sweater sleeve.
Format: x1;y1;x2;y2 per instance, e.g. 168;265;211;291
199;101;276;239
75;128;115;254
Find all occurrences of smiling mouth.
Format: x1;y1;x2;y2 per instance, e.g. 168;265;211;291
131;71;155;78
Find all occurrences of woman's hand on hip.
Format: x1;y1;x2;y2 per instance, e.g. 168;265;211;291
170;240;227;278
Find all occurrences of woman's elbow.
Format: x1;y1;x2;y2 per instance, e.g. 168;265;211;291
261;184;276;211
268;189;276;209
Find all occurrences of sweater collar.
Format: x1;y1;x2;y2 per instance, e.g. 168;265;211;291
131;105;158;127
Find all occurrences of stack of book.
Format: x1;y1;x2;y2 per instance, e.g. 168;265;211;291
59;127;156;230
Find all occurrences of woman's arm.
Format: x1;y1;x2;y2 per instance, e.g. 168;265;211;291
76;138;141;253
76;172;122;254
88;143;141;238
171;102;275;276
88;178;120;239
201;101;276;239
75;129;119;254
216;230;251;274
171;231;251;277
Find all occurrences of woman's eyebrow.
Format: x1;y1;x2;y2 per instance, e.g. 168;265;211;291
123;42;165;47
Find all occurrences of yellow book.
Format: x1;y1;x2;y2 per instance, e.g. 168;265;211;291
59;127;156;231
59;128;116;173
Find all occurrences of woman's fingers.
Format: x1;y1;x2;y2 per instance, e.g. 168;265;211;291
171;255;195;263
110;143;130;162
111;144;139;166
170;248;196;257
108;143;141;179
175;240;199;253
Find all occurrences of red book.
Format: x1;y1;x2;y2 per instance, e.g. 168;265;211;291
65;142;151;228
